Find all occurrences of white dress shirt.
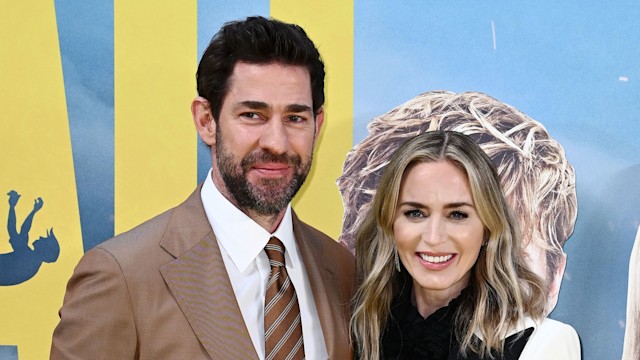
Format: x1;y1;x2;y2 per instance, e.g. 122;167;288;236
200;170;328;360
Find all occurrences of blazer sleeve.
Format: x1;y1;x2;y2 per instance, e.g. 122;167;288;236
50;248;138;360
520;318;581;360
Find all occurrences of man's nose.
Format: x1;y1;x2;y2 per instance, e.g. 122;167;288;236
259;118;289;155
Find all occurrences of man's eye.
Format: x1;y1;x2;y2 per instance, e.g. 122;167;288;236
240;112;260;119
449;211;469;220
287;115;306;123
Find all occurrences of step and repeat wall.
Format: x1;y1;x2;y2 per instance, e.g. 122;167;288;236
1;1;638;359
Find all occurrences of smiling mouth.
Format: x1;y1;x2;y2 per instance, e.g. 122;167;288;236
251;164;291;177
419;254;454;263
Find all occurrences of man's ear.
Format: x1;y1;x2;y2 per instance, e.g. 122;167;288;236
546;252;567;314
191;96;216;146
314;106;325;142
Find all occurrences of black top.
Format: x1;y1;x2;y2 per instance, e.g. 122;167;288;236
381;284;533;360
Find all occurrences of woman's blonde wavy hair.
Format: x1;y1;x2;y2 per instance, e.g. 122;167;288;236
338;91;577;299
350;131;546;359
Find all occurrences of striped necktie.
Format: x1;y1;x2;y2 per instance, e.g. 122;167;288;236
264;237;305;360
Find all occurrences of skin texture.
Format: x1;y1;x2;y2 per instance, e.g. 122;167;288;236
393;160;484;318
192;62;324;232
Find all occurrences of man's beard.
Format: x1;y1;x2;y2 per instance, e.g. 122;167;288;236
216;133;312;216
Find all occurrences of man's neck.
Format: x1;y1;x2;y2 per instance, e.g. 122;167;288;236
210;175;287;233
245;209;286;233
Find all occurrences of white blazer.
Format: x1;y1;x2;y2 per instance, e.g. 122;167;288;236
474;317;581;359
519;317;581;360
490;317;581;360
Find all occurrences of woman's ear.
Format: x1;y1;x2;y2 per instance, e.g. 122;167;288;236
482;230;490;246
191;96;216;146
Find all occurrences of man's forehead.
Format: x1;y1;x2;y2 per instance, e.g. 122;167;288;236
230;61;311;81
225;62;313;108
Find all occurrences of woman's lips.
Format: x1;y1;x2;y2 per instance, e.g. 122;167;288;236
416;252;456;270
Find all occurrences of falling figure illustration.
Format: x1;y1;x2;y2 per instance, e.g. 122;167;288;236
0;190;60;285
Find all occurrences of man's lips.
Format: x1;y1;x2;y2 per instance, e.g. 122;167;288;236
250;163;291;177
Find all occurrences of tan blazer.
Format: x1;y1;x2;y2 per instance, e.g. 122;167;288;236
51;186;356;359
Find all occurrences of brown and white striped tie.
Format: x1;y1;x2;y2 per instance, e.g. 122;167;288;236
264;237;305;360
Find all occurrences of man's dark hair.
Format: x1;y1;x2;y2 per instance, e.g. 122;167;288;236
196;16;325;120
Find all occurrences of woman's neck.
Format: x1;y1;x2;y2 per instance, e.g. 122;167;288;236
412;279;468;318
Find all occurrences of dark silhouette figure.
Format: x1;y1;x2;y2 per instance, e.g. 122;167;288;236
1;191;60;286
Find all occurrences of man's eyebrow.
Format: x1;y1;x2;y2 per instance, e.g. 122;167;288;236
285;104;312;113
235;100;270;110
232;101;311;114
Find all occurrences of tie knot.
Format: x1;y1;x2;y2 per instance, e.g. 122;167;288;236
265;237;285;267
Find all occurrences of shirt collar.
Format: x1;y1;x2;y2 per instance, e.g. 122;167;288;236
200;169;296;273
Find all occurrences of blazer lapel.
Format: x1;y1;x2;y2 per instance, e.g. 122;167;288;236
159;187;259;360
293;213;350;357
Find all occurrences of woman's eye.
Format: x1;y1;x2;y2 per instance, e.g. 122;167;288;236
403;209;424;219
449;210;469;220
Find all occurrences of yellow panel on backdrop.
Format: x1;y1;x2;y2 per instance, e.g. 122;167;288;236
115;0;197;233
271;1;354;239
0;3;83;360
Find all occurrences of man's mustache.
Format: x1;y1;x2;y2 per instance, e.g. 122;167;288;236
241;151;302;170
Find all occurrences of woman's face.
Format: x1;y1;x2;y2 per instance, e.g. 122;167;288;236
393;160;485;302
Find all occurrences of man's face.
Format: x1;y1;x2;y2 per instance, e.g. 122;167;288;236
522;239;548;282
210;62;323;216
522;237;567;314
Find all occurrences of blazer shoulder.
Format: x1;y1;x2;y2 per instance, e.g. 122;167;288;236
536;317;580;341
96;185;209;263
97;208;175;259
520;317;581;360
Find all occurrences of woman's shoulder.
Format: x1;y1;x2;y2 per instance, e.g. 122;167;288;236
535;318;578;335
518;317;581;360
